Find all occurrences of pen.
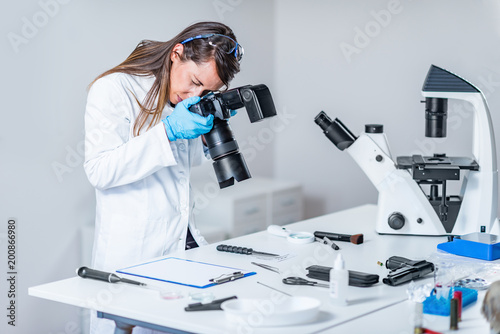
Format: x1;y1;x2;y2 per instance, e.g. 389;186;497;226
317;237;340;250
77;267;146;286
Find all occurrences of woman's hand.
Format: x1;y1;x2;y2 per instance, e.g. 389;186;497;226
162;96;214;141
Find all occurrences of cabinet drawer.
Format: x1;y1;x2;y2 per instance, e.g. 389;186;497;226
231;219;267;237
272;188;302;214
272;210;303;226
233;196;267;223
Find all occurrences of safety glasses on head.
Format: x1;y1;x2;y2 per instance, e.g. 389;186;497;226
181;33;244;62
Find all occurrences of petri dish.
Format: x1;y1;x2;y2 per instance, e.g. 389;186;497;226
189;292;215;303
159;290;184;300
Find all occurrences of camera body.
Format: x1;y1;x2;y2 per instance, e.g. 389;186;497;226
189;84;277;189
189;84;276;123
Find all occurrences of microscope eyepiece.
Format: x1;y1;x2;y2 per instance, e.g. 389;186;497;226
314;111;357;150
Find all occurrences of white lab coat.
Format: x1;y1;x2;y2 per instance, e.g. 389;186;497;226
84;73;208;334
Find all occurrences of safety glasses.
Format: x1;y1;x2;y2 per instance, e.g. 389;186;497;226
181;33;244;62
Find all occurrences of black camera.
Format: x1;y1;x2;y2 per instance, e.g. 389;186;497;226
189;84;277;189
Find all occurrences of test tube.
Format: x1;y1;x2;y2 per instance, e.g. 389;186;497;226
450;298;459;330
434;262;453;300
453;290;462;322
413;302;423;334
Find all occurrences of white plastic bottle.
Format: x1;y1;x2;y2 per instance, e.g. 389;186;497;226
330;253;349;306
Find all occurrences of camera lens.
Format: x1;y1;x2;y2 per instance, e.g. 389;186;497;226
213;153;251;188
204;119;251;188
204;118;239;158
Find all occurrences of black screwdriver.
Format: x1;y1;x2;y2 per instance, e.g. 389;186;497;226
216;244;279;257
77;266;146;286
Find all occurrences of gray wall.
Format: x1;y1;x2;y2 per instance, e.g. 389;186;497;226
273;0;500;218
2;0;500;333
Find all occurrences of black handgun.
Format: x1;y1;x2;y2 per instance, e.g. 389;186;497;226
382;256;434;286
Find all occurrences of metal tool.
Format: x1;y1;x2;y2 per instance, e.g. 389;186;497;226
209;271;244;284
282;277;329;288
315;64;499;236
216;244;279;257
77;267;146;286
251;262;280;274
257;281;292;296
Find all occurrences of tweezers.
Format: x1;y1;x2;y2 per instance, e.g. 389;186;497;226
251;262;280;274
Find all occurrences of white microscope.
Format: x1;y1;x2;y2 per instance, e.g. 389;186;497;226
315;65;499;236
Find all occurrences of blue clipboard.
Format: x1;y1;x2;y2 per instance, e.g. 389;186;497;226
117;257;256;288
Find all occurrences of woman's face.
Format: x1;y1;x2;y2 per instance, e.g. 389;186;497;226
169;44;224;104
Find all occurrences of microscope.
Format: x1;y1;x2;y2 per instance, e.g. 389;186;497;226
315;65;499;236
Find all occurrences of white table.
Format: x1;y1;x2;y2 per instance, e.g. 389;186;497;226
29;204;494;333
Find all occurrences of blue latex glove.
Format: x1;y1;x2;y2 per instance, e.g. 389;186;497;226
230;109;237;117
162;96;214;141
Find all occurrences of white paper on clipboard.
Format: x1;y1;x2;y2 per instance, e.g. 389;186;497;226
117;257;256;288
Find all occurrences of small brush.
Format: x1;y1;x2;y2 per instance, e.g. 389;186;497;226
313;231;364;245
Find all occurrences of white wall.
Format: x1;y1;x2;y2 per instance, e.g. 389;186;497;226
2;1;500;333
273;0;500;219
0;1;274;333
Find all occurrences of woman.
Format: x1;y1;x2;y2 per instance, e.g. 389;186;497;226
84;21;242;333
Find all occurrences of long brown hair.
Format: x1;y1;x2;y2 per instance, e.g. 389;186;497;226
90;21;240;136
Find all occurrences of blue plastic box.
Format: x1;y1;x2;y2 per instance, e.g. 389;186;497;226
437;232;500;261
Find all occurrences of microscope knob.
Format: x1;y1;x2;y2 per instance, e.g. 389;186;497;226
388;212;405;230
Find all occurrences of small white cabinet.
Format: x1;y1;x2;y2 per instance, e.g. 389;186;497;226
193;178;303;242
